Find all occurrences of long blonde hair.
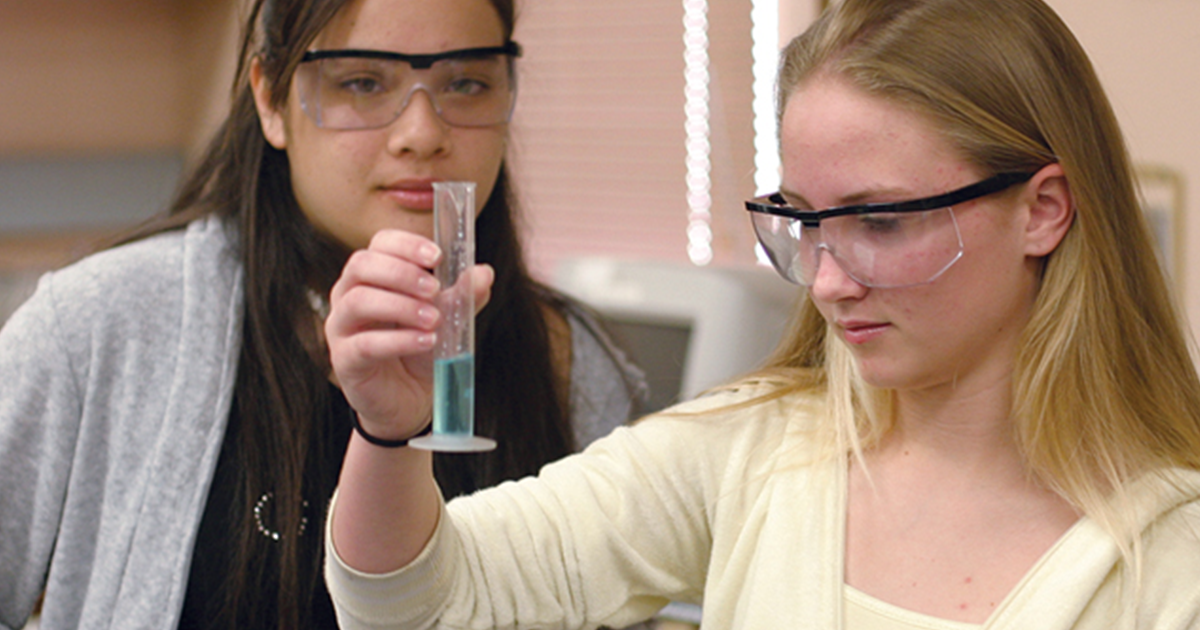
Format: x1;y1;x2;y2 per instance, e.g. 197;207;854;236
759;0;1200;558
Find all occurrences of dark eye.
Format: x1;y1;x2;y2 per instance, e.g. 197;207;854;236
444;77;490;96
338;75;386;95
857;213;903;234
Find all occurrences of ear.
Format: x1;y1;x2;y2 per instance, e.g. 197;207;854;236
1022;162;1074;257
250;57;288;150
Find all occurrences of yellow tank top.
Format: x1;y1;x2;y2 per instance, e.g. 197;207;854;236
845;585;983;630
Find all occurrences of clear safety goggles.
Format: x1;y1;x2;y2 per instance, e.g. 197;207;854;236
294;42;521;130
745;172;1034;288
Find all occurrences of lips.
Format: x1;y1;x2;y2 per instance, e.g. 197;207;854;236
838;319;890;345
380;179;437;211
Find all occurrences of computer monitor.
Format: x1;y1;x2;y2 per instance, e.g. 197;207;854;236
554;256;800;413
0;270;41;328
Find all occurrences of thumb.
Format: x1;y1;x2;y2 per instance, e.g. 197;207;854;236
472;264;495;314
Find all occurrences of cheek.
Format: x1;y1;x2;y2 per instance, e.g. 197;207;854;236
958;204;1026;265
881;279;960;329
285;134;384;248
458;131;507;215
314;134;380;174
290;133;377;196
283;101;378;175
809;291;835;322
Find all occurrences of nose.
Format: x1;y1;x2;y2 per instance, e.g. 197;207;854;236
385;86;450;158
807;248;867;303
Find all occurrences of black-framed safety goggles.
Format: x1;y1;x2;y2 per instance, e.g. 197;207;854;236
295;41;522;130
745;172;1035;287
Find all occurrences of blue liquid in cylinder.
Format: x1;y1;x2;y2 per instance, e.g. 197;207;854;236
433;354;474;435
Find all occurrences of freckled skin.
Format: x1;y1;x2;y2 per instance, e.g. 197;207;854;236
802;75;1079;625
787;76;1040;396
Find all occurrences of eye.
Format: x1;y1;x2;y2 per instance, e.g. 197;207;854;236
444;77;491;96
319;58;394;96
337;74;387;95
857;213;904;234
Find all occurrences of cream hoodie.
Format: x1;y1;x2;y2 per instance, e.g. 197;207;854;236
327;386;1200;629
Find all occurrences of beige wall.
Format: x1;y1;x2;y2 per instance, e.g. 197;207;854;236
0;0;179;156
0;0;235;158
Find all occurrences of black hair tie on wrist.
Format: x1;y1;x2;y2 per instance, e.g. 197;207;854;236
351;413;432;448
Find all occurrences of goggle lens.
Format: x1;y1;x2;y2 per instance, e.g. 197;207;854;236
295;48;518;130
750;207;963;288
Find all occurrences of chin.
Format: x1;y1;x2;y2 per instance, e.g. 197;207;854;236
854;365;896;389
854;359;922;391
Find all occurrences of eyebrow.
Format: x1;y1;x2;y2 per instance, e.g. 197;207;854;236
778;184;917;211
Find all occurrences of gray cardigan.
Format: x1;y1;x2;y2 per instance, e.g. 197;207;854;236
0;217;643;629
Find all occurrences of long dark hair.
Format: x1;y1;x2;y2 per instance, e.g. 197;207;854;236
122;0;577;626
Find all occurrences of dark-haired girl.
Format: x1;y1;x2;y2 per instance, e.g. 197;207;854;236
0;0;643;627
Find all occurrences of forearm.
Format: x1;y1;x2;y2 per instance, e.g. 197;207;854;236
330;434;441;574
324;231;463;573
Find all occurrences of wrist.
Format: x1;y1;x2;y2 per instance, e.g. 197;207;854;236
351;413;432;448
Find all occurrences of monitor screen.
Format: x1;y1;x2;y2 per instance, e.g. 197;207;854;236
554;256;798;412
605;316;693;414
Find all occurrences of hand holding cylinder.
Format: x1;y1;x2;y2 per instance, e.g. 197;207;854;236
409;181;497;453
